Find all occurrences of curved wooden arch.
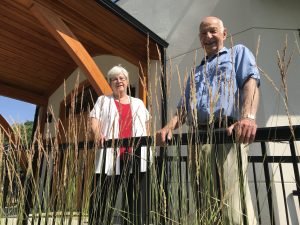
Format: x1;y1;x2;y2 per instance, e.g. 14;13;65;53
0;114;16;143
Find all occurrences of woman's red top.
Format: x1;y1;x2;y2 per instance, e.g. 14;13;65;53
114;100;132;158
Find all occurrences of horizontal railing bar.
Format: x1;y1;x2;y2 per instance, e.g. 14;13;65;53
72;125;300;150
248;156;300;163
89;125;300;148
3;125;300;151
293;190;300;196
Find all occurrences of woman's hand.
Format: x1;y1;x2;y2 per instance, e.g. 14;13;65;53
98;133;106;147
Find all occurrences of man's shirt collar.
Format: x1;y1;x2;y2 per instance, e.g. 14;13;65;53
200;47;229;66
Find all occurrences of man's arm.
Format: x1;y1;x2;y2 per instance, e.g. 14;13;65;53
241;77;259;119
157;107;186;143
227;77;260;144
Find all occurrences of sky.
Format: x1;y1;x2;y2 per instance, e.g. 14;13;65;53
0;96;36;124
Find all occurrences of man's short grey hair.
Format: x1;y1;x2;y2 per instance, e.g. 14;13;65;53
218;19;225;32
200;16;225;32
107;65;129;82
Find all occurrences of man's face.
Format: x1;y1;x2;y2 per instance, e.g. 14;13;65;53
199;18;227;57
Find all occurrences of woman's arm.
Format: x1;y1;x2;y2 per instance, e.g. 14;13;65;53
91;117;105;146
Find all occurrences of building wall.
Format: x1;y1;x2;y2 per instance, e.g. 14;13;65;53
118;0;300;224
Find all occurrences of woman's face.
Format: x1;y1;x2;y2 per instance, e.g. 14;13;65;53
110;73;128;96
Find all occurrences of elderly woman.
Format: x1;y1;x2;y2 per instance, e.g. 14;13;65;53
89;65;150;225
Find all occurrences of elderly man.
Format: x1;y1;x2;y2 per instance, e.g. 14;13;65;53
158;16;259;224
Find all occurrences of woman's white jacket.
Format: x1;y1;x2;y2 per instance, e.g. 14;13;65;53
90;95;151;175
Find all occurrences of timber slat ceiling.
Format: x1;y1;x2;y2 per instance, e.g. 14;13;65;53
0;0;168;106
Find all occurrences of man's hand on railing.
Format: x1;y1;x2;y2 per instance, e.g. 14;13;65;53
226;118;257;144
156;126;173;146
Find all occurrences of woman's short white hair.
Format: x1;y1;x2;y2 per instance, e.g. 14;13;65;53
107;65;129;82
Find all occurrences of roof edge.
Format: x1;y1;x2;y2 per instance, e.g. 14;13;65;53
95;0;169;48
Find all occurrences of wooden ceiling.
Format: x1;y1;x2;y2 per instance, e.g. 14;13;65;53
0;0;168;106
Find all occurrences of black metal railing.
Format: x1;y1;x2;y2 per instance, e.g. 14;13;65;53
1;125;300;225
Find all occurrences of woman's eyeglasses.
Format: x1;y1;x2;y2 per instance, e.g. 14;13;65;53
111;76;126;82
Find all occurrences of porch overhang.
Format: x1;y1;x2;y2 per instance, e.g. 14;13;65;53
0;0;168;105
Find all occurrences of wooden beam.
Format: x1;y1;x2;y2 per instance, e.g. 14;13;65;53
0;113;29;171
30;3;112;96
11;0;34;9
68;25;141;67
0;114;16;143
0;82;47;106
138;63;148;105
36;0;145;65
